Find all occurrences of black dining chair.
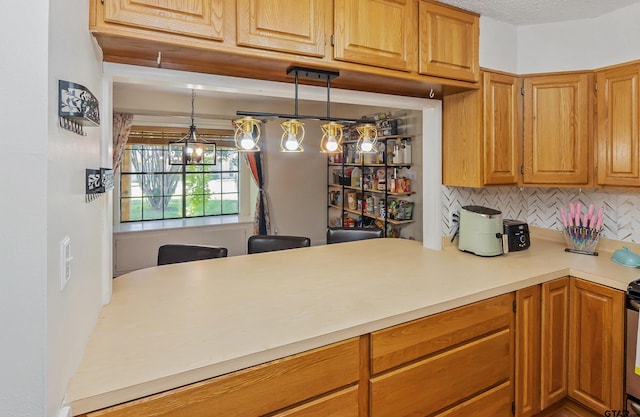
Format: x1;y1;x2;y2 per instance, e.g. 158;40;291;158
326;227;383;244
157;244;228;266
247;235;311;254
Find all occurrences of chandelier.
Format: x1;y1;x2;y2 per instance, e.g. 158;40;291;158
168;90;216;165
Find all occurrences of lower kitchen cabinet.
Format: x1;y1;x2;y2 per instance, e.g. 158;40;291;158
569;278;624;414
270;386;359;417
76;279;624;417
516;277;624;417
80;338;361;417
515;284;541;417
540;278;570;409
369;293;514;417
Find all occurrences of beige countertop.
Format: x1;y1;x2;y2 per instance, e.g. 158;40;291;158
66;230;640;415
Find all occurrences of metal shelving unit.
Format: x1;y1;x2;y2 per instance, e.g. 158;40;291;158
327;135;414;237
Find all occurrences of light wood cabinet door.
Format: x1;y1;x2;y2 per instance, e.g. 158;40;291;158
236;0;328;57
568;279;624;414
515;285;541;417
596;63;640;187
442;88;482;187
540;277;570;410
419;0;479;82
333;0;418;71
101;0;225;40
523;73;592;185
484;72;520;184
442;71;519;187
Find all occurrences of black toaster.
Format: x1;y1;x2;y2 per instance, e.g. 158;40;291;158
503;219;530;252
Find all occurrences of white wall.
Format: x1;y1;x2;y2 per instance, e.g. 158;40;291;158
479;3;640;74
479;16;518;73
0;2;48;416
517;2;640;73
46;1;105;417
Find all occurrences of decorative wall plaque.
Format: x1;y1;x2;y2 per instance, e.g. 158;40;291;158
59;80;100;136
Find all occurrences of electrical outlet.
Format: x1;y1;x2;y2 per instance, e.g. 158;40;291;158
60;237;72;291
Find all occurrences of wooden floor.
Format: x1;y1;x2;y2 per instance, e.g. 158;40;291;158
535;399;601;417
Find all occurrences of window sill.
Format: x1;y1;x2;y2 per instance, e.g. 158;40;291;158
113;215;255;234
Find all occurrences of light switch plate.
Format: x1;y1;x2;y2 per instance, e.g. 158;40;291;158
61;237;72;291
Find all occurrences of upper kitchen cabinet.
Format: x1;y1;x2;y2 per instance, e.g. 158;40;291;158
419;0;479;82
94;0;226;41
596;62;640;187
523;73;592;186
333;0;418;72
236;0;329;57
443;71;519;187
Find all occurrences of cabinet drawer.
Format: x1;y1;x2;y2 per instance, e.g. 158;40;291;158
85;338;360;417
272;385;359;417
370;329;512;417
433;381;513;417
370;293;513;374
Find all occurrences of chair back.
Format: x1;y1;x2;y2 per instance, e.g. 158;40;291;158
247;235;311;254
157;244;228;266
326;227;383;244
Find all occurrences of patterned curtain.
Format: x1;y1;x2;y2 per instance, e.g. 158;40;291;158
112;113;134;172
243;151;271;235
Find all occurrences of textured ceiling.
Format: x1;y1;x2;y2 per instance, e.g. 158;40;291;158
437;0;640;25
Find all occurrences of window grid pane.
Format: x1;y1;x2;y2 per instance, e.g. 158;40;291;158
119;145;239;222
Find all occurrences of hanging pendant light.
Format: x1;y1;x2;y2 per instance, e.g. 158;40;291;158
280;69;305;153
169;90;216;165
235;67;368;153
234;115;261;152
356;123;378;154
320;71;343;154
280;119;304;152
320;121;343;153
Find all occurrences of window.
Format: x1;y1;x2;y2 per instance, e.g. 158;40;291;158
120;127;240;222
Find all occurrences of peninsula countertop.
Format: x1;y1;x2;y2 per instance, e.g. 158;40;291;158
66;231;640;415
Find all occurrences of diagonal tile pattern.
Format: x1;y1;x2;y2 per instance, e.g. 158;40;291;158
442;186;639;243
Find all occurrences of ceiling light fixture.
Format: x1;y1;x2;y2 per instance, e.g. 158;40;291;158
356;123;378;154
236;66;370;153
233;115;261;152
169;90;216;165
280;70;304;153
320;69;343;154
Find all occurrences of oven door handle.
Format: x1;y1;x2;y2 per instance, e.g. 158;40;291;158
630;298;640;312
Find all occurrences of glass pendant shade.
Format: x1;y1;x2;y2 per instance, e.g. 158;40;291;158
356;123;378;153
280;119;304;152
234;116;261;152
320;121;343;153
